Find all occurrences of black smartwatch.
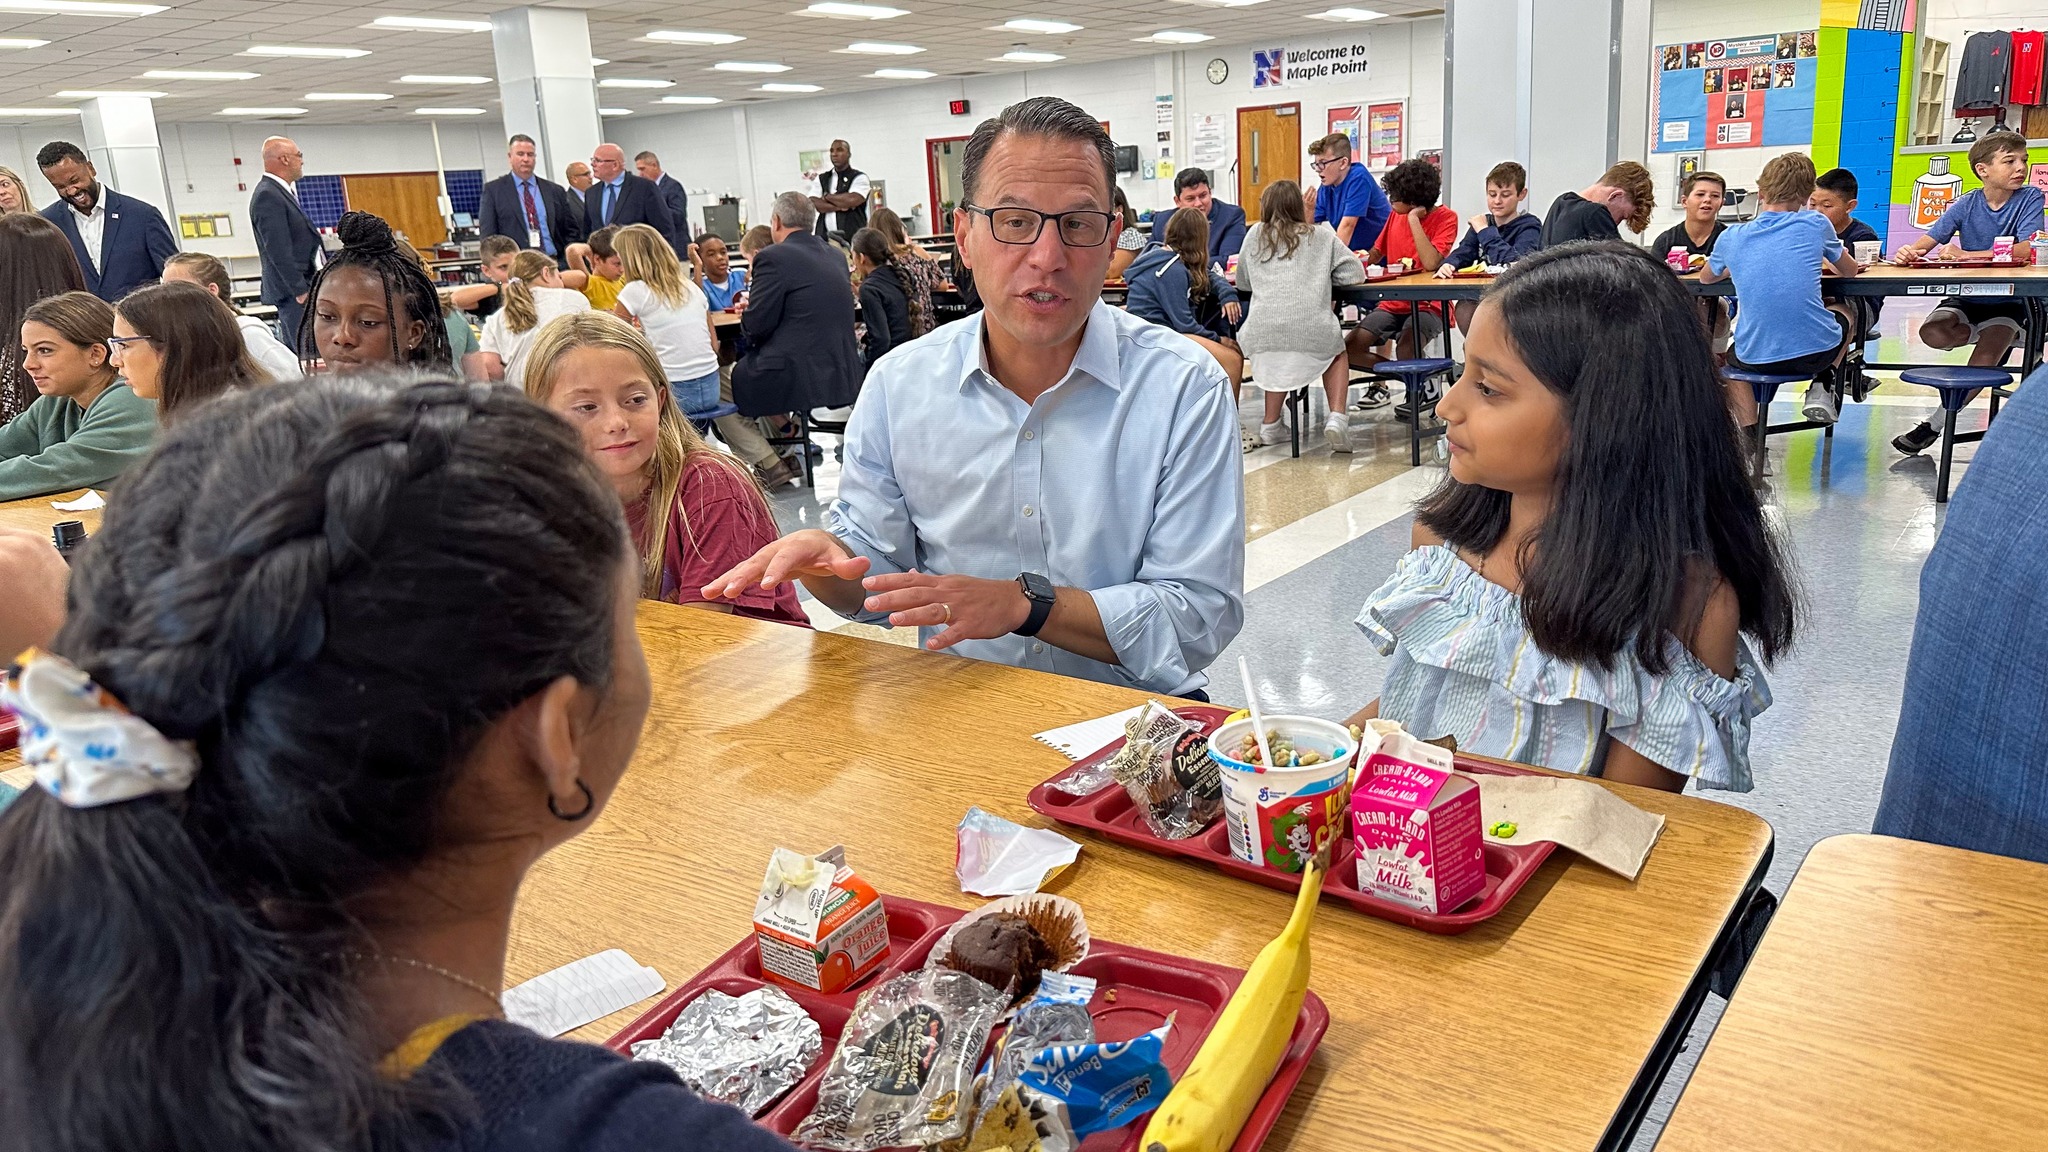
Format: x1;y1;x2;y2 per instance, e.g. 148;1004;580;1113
1014;572;1056;637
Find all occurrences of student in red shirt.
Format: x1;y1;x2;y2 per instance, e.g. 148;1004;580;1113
1346;159;1460;374
523;310;809;627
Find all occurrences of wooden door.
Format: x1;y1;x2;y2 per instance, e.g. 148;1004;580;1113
341;173;448;252
1237;103;1300;223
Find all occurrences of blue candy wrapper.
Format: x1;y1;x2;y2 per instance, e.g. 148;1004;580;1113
1017;1019;1175;1145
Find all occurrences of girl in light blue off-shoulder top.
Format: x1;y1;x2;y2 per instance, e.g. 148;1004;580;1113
1347;243;1799;793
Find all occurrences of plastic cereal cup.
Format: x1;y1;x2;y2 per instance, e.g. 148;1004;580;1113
1208;716;1356;874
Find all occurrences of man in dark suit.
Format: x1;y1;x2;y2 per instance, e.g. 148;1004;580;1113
583;143;678;251
35;140;178;303
479;134;582;266
634;150;690;250
248;135;322;344
733;191;862;428
1152;168;1247;263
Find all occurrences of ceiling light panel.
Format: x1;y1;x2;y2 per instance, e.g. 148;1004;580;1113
242;45;372;58
643;30;744;44
713;61;791;72
839;41;923;54
399;74;491;84
1002;18;1080;33
801;2;908;18
368;15;490;31
142;69;259;79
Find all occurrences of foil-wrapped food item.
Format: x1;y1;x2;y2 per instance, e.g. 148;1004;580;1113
629;985;823;1117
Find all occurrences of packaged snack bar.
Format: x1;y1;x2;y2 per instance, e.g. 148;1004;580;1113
1015;1021;1175;1150
793;967;1008;1151
982;973;1098;1101
753;845;890;994
1106;701;1223;840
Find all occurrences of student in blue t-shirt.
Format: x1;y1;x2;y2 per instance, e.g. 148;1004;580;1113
1702;153;1862;429
1308;131;1392;250
1889;131;2048;456
690;234;748;311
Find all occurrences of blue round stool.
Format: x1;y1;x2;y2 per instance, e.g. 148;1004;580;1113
685;400;740;438
1721;369;1821;482
1371;358;1456;465
1898;366;2018;503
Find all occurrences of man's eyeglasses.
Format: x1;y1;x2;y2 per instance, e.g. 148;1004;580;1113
963;204;1116;247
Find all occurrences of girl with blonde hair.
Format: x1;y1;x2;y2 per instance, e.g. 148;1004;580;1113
523;311;805;625
0;166;31;216
476;248;590;386
610;224;720;416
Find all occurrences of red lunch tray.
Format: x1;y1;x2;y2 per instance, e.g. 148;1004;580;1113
1026;706;1557;935
1905;256;2014;268
1448;269;1498;279
0;712;18;751
609;894;1329;1152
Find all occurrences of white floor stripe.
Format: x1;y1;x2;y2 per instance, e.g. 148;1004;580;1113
1244;465;1442;593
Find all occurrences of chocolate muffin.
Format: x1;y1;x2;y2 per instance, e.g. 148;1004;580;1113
942;912;1056;997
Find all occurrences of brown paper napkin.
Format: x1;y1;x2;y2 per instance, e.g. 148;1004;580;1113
1463;772;1667;880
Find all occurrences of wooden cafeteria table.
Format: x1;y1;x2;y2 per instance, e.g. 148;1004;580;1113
1657;834;2048;1152
509;605;1774;1152
0;490;100;537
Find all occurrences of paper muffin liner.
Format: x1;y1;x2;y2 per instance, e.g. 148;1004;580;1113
925;893;1092;982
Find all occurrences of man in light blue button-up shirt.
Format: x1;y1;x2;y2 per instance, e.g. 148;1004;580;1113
708;96;1245;697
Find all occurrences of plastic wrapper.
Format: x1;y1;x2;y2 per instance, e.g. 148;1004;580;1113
792;967;1008;1151
628;985;822;1117
955;807;1082;897
982;973;1098;1100
1016;1021;1175;1150
1106;702;1222;840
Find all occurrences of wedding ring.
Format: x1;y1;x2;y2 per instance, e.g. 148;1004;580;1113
941;603;953;624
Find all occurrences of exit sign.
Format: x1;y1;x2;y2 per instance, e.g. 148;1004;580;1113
949;98;971;116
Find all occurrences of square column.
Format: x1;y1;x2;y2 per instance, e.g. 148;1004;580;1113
78;94;175;220
492;6;601;184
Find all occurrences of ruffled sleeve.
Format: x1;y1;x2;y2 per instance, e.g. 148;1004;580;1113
1356;545;1773;791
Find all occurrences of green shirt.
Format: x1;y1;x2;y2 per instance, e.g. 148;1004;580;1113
0;381;157;501
445;310;480;366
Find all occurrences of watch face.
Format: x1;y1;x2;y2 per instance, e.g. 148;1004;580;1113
1207;58;1229;84
1021;572;1055;602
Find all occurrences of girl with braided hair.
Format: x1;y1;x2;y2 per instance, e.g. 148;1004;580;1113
0;370;800;1152
299;211;454;373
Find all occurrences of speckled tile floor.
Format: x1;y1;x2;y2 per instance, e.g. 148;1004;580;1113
752;299;1999;1149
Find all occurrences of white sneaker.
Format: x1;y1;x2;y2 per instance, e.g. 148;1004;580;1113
1260;420;1290;446
1324;411;1353;453
1801;382;1837;425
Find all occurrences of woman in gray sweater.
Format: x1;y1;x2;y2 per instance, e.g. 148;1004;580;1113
2;291;155;501
1235;180;1367;453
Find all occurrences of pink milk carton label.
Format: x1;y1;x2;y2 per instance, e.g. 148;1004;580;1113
1350;730;1486;914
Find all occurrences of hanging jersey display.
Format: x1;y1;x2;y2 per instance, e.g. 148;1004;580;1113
2011;30;2046;105
1955;31;2014;113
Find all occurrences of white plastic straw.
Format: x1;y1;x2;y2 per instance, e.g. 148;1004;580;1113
1238;655;1275;771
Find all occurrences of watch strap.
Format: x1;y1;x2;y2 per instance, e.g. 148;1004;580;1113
1015;574;1055;637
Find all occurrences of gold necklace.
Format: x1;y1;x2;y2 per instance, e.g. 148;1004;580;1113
344;951;503;1010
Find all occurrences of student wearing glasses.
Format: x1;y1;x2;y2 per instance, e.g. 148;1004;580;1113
708;97;1246;700
1308;132;1393;251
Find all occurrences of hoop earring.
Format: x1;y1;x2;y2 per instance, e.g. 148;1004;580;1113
548;779;594;822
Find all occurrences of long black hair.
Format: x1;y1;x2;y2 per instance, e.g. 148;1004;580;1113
0;213;87;421
0;372;626;1152
1417;241;1796;672
297;211;454;370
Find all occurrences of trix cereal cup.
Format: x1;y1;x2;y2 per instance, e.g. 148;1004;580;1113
1209;716;1356;874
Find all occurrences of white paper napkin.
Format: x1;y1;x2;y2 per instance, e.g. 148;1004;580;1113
502;948;664;1038
51;490;104;511
1467;772;1668;880
1032;706;1149;760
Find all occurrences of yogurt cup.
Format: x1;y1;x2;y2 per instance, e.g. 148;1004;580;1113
1208;716;1356;874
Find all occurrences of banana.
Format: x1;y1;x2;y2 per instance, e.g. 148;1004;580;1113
1140;846;1328;1152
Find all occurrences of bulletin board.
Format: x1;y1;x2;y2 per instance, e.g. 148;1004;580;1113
1328;105;1361;156
1655;30;1818;152
1366;102;1404;167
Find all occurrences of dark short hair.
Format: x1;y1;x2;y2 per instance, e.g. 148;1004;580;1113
1681;170;1727;197
586;225;620;259
1485;161;1527;192
1969;131;2027;176
35;141;88;170
1381;159;1442;210
960;96;1115;205
1814;167;1858;199
1309;132;1352;158
634;150;658;164
1174;167;1212;195
479;234;520;260
507;134;535;148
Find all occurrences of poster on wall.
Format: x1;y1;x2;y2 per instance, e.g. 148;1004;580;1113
1653;29;1818;153
1327;105;1361;156
1251;38;1371;90
1191;113;1226;166
1366;102;1403;167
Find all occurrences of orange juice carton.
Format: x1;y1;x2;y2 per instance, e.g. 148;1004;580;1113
753;845;890;994
1349;721;1486;914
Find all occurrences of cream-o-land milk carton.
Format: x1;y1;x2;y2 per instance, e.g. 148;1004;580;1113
1349;721;1487;914
753;845;890;994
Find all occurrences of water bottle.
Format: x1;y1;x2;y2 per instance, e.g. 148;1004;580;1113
51;520;86;564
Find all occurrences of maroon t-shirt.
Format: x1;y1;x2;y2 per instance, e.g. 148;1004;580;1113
627;453;809;627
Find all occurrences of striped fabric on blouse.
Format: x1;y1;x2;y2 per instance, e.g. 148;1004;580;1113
1355;545;1771;791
